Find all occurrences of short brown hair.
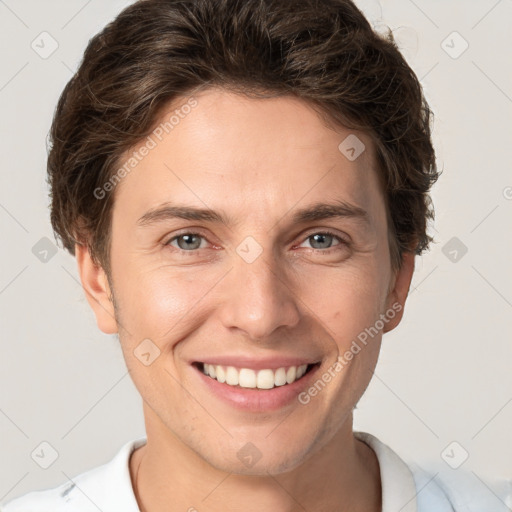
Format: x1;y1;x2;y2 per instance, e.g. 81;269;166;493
48;0;439;275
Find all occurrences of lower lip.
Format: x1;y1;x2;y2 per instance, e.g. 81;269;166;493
192;363;321;412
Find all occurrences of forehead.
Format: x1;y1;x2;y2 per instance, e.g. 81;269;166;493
113;88;384;227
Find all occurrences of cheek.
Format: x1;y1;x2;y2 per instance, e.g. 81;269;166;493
304;261;387;339
113;262;224;342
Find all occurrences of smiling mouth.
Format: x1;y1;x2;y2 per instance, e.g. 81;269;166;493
192;361;320;390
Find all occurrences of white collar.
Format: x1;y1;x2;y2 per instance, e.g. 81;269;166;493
1;432;461;512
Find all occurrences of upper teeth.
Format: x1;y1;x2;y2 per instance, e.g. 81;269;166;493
201;363;309;389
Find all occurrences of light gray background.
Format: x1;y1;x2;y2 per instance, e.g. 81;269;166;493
1;0;511;506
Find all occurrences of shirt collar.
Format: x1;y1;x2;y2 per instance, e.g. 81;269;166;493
354;430;418;512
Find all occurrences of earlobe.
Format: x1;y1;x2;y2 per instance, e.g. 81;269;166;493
383;250;415;333
75;243;118;334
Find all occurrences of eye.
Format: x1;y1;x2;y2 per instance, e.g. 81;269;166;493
163;230;348;254
298;231;347;251
166;232;208;251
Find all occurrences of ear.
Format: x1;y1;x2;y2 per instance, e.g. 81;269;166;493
75;243;118;334
382;250;415;333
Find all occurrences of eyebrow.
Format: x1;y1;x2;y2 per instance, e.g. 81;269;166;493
137;200;371;229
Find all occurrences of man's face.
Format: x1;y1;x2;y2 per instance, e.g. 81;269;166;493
80;87;413;475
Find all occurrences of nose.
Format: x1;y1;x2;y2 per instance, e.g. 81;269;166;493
217;249;301;342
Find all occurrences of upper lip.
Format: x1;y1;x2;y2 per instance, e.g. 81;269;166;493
192;355;321;371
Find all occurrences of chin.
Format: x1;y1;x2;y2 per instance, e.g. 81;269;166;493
200;435;316;477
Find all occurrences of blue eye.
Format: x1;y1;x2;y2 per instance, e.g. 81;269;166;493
299;231;345;251
164;230;347;254
166;233;206;251
304;232;339;249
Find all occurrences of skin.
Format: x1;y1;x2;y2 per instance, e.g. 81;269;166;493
76;87;415;512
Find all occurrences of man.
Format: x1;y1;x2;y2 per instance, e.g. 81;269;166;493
2;0;507;511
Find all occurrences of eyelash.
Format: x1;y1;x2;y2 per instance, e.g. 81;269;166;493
164;230;349;254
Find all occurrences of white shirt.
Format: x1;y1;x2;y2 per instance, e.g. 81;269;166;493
1;431;509;511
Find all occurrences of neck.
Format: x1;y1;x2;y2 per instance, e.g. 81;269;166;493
130;410;381;512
